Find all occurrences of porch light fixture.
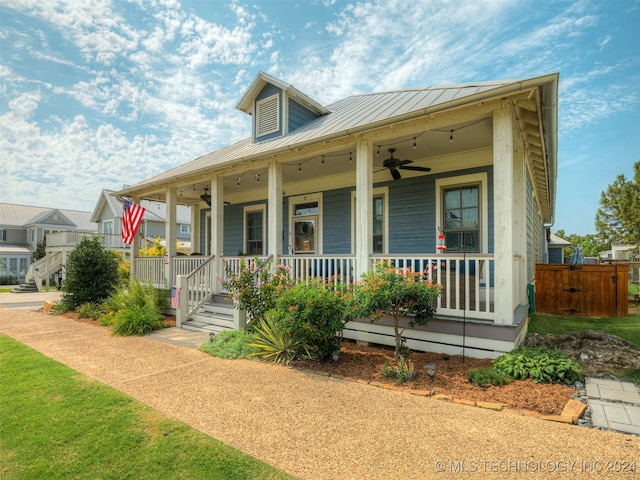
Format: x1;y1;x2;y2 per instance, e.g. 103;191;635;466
449;130;454;143
349;152;352;163
255;173;260;183
425;363;436;381
321;155;325;165
237;177;241;187
331;350;340;365
376;145;380;156
298;163;302;172
413;137;417;149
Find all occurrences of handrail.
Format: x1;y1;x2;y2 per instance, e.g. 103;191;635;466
252;254;274;277
176;255;216;327
26;252;63;291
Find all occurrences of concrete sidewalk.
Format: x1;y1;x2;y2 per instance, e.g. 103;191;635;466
1;309;639;479
586;377;640;435
0;290;61;310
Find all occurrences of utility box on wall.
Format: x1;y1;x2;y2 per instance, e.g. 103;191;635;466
534;263;629;317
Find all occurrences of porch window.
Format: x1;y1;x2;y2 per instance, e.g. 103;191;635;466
351;187;388;254
0;258;6;277
443;185;480;252
373;195;384;254
244;206;265;255
0;229;6;241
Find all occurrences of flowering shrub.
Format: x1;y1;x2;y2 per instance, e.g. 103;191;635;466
275;279;354;360
221;258;295;324
353;262;441;360
139;237;166;257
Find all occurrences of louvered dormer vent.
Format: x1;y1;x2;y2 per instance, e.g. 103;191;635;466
256;94;280;137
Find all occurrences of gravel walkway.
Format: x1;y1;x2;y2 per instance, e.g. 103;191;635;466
1;309;638;479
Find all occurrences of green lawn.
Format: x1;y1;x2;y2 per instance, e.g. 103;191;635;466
528;313;640;350
0;335;293;480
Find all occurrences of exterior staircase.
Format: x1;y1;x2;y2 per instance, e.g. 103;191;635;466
181;294;239;334
12;279;39;293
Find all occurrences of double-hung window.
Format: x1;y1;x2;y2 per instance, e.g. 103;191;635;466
244;205;265;255
443;185;480;252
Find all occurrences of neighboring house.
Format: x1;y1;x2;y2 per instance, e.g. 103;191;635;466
0;203;95;282
90;189;193;258
600;243;639;262
548;233;571;264
116;71;559;358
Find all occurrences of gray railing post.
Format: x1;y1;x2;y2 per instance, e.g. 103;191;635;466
176;275;188;328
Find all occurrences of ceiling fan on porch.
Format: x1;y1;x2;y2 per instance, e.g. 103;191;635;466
380;148;431;180
200;187;231;206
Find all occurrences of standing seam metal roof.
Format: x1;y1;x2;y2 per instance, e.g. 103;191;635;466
121;79;541;192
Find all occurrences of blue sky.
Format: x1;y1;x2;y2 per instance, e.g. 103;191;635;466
1;0;638;236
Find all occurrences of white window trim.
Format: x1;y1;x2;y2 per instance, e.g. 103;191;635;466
179;225;191;234
435;173;488;253
351;186;389;254
103;219;114;235
243;204;266;255
288;192;323;254
256;93;280;137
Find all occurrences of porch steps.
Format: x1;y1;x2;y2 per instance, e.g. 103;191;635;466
11;280;39;293
182;294;237;335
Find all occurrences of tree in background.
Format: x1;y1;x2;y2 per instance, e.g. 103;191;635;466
554;230;609;259
595;161;640;245
33;240;46;260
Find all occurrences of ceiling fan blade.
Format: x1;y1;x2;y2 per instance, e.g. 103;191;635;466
390;168;402;180
398;165;432;172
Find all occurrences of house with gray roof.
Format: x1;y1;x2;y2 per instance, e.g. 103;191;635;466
90;189;192;257
116;71;559;358
0;203;96;283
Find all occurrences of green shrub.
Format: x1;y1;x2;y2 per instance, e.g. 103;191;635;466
275;279;352;360
105;279;168;336
111;303;164;336
104;278;168;314
382;357;416;382
78;302;102;320
467;367;513;387
200;330;254;359
221;259;295;324
249;312;308;364
353;262;441;361
59;235;120;310
493;346;582;384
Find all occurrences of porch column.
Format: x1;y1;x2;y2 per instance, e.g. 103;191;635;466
268;159;283;265
210;175;224;294
355;139;373;280
165;186;177;286
191;204;200;255
513;135;528;307
493;105;515;325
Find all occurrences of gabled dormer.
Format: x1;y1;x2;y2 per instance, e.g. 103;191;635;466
236;71;329;143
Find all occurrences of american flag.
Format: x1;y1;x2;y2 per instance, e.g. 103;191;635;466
121;199;145;244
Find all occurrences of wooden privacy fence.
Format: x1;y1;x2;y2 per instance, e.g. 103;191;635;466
535;264;629;317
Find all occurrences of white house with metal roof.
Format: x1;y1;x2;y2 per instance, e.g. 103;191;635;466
116;71;559;358
0;203;96;284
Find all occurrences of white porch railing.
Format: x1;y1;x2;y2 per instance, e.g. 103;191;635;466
279;255;357;288
176;255;216;327
371;254;495;321
133;252;496;323
46;232;128;250
134;257;165;287
173;256;210;277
